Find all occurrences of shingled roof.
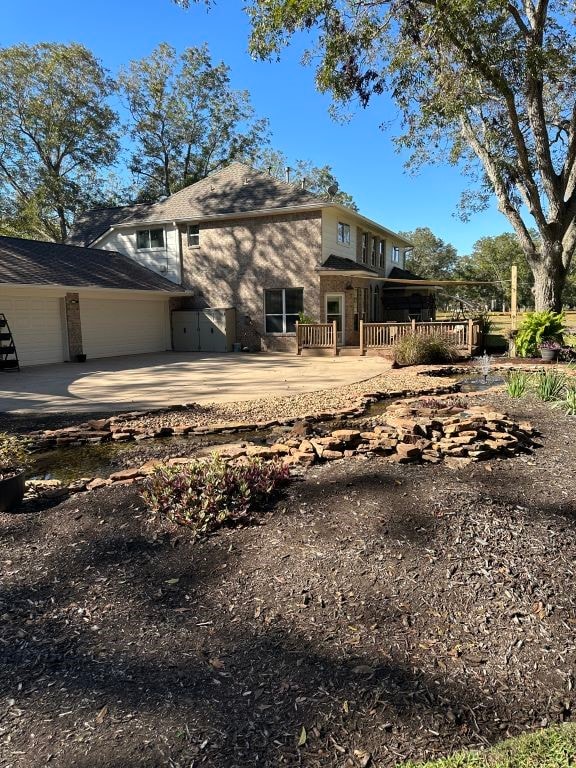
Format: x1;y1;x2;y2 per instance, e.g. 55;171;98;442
0;237;183;292
318;255;379;274
69;163;326;246
68;203;153;247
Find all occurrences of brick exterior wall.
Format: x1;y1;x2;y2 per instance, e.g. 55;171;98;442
319;275;381;346
64;292;84;360
179;212;322;352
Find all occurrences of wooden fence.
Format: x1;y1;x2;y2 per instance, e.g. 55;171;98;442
360;319;480;355
296;321;337;356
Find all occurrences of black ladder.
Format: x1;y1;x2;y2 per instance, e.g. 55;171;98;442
0;314;20;371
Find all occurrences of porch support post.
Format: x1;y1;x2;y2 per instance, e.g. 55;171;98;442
295;321;301;355
411;318;416;333
359;319;365;356
468;318;474;355
332;320;338;356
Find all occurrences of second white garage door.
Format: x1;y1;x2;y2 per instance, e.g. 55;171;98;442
81;298;169;359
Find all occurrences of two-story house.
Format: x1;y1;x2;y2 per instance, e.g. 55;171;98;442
70;162;433;351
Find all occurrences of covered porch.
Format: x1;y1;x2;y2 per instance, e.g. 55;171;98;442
298;260;481;356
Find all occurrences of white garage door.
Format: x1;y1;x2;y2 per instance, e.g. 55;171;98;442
0;293;65;366
81;298;169;359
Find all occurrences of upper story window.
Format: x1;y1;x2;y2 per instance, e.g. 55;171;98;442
187;224;200;247
379;239;386;268
361;233;368;263
392;246;400;263
337;222;351;246
136;228;164;250
371;237;377;267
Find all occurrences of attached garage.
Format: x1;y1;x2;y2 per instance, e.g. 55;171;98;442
0;289;66;366
0;237;188;367
81;295;170;358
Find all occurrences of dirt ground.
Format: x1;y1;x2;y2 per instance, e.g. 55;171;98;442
1;392;575;768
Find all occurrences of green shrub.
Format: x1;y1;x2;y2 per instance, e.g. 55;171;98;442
533;368;567;402
141;454;290;537
505;370;531;398
393;332;458;365
515;311;565;357
297;311;317;324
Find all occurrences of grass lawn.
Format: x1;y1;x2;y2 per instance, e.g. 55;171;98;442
402;724;576;767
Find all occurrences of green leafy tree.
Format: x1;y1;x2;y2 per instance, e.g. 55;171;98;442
176;0;576;311
119;43;269;201
0;43;120;242
398;227;457;279
255;149;357;208
455;233;534;309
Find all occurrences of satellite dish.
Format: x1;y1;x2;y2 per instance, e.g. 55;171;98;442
327;183;339;197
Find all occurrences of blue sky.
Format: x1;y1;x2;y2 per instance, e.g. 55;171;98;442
2;0;513;255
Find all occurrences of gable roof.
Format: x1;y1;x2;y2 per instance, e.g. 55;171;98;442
0;237;183;293
70;163;326;246
68;203;153;247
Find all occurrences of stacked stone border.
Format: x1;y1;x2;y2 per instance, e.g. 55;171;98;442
26;395;539;503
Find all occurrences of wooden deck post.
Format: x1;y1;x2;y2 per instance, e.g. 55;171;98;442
359;319;365;356
332;320;338;356
411;318;416;333
295;321;301;355
467;318;474;355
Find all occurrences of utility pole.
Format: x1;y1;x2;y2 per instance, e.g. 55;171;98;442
509;264;518;357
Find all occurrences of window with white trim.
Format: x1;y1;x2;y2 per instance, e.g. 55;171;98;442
371;237;377;267
392;246;400;262
136;228;164;250
361;233;368;263
264;288;304;334
337;222;351;245
187;224;200;247
379;239;386;268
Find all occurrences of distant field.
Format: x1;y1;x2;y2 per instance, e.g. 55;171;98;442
438;310;576;335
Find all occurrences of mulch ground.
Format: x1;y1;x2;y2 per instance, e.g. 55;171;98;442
1;392;576;768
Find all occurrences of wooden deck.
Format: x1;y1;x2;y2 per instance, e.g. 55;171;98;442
296;319;481;356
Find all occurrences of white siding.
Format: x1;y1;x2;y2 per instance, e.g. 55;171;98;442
97;224;181;284
80;296;170;359
0;291;66;366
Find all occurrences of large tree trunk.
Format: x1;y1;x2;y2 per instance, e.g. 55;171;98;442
530;246;567;312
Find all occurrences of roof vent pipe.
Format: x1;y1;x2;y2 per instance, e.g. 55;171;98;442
285;166;292;183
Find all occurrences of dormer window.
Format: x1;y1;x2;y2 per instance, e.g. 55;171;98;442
187;224;200;247
136;228;164;250
392;246;400;262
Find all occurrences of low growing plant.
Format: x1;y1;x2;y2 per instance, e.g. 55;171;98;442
141;454;290;537
552;385;576;416
505;370;531;398
393;332;458;366
297;311;317;324
533;368;567;402
515;310;565;357
0;432;31;479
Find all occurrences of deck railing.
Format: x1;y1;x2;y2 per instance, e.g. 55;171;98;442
360;319;480;355
296;321;337;356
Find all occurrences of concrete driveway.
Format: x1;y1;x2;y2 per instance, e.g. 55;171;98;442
0;352;390;415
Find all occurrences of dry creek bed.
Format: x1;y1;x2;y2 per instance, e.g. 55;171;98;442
1;392;576;768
